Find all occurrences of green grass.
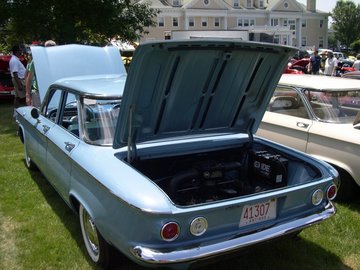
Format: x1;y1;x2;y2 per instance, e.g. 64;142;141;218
1;101;359;270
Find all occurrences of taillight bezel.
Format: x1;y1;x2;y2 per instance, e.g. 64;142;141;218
161;222;180;242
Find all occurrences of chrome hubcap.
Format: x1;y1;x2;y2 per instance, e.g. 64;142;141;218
82;210;99;255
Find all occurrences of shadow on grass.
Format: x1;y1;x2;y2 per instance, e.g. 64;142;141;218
0;102;20;138
27;167;102;270
26;165;352;270
27;164;143;270
338;191;360;213
193;235;352;270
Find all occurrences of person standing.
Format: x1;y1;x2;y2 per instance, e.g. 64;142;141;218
324;52;338;76
25;40;57;107
9;45;26;115
352;54;360;71
309;49;321;75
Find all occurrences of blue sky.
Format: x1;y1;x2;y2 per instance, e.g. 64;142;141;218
297;0;360;13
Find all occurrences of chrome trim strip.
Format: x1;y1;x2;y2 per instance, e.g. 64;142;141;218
131;202;335;265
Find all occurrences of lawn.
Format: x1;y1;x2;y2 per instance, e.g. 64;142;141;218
0;101;359;270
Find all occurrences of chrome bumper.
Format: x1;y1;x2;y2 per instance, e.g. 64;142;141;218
131;202;335;265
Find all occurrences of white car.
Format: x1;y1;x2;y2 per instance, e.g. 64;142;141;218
258;74;360;200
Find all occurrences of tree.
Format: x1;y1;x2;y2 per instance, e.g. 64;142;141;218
350;39;360;52
5;0;159;45
331;0;360;48
0;0;10;27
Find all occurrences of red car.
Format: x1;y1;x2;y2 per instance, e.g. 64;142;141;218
283;58;307;74
0;55;27;100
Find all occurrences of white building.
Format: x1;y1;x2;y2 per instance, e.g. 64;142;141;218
139;0;329;50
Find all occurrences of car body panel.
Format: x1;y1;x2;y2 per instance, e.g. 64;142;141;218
16;43;338;269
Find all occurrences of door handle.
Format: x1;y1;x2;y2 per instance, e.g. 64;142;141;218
64;142;75;152
296;122;309;128
42;125;50;133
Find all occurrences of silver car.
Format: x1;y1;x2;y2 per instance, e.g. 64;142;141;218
16;42;337;269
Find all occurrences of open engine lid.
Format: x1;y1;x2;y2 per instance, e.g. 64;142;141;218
113;40;295;149
31;44;126;103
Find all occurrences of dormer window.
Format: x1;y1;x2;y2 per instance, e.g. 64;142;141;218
173;0;180;6
246;0;252;8
233;0;239;7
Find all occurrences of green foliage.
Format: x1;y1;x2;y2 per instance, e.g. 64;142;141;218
0;0;10;27
2;0;159;46
331;0;360;47
0;43;10;54
327;32;338;50
350;39;360;52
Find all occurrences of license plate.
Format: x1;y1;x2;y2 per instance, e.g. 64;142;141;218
239;198;277;227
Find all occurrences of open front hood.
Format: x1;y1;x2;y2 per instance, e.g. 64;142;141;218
112;40;296;149
31;44;126;102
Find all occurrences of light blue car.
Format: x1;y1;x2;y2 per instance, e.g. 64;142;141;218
16;40;338;269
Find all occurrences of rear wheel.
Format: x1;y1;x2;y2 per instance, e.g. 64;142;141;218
79;204;110;268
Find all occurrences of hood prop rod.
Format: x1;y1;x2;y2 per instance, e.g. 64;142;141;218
127;105;137;163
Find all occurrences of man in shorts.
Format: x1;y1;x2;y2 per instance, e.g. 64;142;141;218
9;45;26;115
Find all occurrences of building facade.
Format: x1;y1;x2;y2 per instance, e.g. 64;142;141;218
139;0;329;50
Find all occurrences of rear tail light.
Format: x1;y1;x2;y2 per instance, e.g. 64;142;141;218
311;189;323;205
161;222;180;241
327;184;337;201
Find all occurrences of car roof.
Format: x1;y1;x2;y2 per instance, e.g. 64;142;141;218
279;74;360;91
54;74;126;99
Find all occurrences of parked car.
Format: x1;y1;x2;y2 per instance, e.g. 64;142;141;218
258;74;360;200
333;51;345;60
342;70;360;80
286;58;309;74
336;59;355;76
16;42;337;269
0;54;27;100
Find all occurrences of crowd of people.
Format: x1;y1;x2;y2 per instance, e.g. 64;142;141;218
8;40;56;116
307;49;360;76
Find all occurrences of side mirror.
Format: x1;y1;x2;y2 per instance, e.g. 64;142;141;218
30;108;40;119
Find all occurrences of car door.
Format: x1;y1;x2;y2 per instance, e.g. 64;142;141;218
43;88;80;200
257;86;312;152
24;91;61;173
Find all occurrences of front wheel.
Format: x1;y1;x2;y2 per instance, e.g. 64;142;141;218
79;204;110;268
24;143;37;170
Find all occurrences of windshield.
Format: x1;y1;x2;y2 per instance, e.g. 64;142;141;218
82;98;121;145
306;89;360;123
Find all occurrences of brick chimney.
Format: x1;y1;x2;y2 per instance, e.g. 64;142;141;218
307;0;316;12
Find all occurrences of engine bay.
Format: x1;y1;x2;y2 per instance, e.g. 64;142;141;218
131;143;320;206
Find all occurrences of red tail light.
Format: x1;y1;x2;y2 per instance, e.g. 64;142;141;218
327;184;337;201
161;222;180;241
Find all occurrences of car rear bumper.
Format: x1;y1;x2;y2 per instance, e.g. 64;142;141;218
131;202;335;266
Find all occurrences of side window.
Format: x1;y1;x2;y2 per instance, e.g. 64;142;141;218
268;86;309;119
45;89;62;122
61;92;79;136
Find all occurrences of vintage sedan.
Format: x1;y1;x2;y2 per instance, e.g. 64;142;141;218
16;42;337;269
258;74;360;200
